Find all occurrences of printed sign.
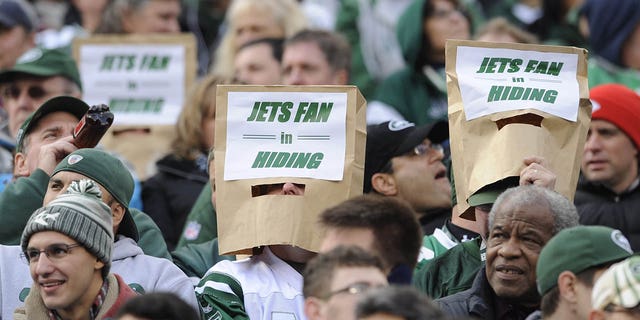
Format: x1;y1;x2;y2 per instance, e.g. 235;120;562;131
456;46;580;121
224;91;348;181
73;34;197;125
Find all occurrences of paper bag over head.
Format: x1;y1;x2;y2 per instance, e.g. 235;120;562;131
215;85;366;255
446;40;591;219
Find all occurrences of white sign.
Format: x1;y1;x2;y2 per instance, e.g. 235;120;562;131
456;46;580;121
78;44;186;125
224;91;348;181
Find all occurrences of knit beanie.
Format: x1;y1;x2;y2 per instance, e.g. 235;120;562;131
21;179;114;274
589;83;640;148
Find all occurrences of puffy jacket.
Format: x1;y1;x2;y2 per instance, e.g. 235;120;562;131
575;175;640;252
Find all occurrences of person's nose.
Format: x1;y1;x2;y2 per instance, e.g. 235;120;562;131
282;182;304;195
33;253;55;276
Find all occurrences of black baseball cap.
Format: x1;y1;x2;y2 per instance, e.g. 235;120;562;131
364;120;448;193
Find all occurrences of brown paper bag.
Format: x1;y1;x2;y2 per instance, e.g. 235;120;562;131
215;85;366;255
446;40;591;218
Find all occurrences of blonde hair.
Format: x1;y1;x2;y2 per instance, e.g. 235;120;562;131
210;0;307;78
171;74;232;160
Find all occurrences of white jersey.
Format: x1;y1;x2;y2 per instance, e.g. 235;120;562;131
196;246;305;320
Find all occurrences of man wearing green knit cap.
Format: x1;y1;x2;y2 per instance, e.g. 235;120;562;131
14;179;137;319
529;226;633;320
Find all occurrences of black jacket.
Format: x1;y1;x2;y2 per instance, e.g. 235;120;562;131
142;154;209;250
436;268;536;320
575;175;640;252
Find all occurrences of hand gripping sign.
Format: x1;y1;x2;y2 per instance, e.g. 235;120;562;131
215;85;366;255
446;40;591;218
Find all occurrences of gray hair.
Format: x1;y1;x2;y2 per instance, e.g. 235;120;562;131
95;0;152;34
489;185;579;235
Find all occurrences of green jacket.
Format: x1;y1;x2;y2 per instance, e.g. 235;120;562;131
0;169;171;260
176;181;218;248
372;0;449;125
172;238;235;278
413;236;484;299
587;56;640;92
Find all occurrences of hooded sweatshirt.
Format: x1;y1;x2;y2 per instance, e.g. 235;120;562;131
369;0;452;125
1;236;198;319
581;0;640;91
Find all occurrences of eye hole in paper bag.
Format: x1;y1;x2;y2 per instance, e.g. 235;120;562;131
495;113;543;130
251;183;306;197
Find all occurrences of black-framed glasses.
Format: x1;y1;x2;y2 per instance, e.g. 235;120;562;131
324;282;381;299
22;243;81;264
2;84;49;100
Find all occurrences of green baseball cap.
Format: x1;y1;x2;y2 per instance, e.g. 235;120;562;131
0;47;82;90
15;96;89;153
467;178;518;207
52;148;139;242
536;226;633;295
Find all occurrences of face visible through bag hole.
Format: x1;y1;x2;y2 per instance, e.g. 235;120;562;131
252;182;306;197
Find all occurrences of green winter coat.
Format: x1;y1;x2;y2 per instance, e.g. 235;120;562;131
413;236;484;299
176;181;218;247
0;169;171;260
372;0;450;125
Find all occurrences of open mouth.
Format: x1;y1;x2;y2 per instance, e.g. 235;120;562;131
434;168;447;180
496;265;524;275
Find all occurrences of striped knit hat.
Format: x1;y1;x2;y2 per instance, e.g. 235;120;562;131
21;179;113;272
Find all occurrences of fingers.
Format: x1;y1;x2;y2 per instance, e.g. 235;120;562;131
36;139;78;175
519;156;556;190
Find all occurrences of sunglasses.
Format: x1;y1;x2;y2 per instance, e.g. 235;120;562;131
2;85;50;100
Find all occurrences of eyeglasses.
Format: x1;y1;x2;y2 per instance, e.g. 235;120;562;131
22;243;81;264
2;85;49;100
412;143;444;157
324;282;381;299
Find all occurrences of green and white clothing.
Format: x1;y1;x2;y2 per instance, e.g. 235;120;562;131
196;247;305;320
413;237;486;299
416;222;479;270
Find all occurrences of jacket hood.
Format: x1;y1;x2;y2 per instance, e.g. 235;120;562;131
397;0;428;66
581;0;640;67
112;235;144;261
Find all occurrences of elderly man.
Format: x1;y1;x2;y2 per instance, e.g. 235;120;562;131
436;185;579;319
577;83;640;251
14;180;137;318
0;48;82;139
303;246;388;320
